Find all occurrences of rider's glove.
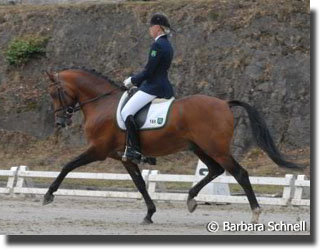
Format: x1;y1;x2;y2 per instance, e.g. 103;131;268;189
123;77;133;89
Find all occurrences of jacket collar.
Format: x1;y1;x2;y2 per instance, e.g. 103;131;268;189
155;34;167;41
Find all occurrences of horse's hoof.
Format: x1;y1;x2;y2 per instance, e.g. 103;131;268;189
251;207;262;224
141;217;153;225
43;192;54;205
187;198;198;213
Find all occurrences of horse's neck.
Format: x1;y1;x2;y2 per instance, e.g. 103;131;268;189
74;77;122;119
76;78;114;102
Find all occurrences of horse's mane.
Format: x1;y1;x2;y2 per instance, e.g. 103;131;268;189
61;66;120;88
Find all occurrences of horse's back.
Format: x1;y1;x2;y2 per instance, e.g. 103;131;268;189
173;94;232;118
168;94;234;147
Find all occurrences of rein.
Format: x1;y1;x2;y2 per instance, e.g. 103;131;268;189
72;90;115;113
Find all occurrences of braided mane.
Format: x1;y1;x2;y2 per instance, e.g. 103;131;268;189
61;66;120;88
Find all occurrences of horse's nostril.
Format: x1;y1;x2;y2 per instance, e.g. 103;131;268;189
56;122;65;128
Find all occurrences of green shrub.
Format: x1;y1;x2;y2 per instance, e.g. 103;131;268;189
5;35;49;66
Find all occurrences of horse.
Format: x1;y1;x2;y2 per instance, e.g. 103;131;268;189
44;68;302;224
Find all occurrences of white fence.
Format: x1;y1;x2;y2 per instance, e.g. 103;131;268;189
0;166;310;206
291;175;310;206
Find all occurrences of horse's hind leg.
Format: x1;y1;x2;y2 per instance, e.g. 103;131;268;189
215;155;262;223
187;143;225;213
122;161;156;224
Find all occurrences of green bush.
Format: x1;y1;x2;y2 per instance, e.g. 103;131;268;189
5;35;49;66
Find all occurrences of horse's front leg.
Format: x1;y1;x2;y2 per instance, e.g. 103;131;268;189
43;147;99;205
121;161;156;224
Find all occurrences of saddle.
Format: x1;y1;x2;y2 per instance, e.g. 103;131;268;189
116;88;175;130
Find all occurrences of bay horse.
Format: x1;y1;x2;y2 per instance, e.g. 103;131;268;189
44;68;302;224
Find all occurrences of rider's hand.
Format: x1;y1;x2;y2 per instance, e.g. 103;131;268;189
123;77;133;89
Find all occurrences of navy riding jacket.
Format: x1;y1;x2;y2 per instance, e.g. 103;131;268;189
131;35;175;99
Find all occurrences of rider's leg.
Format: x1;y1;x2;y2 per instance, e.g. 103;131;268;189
121;90;156;161
124;115;140;157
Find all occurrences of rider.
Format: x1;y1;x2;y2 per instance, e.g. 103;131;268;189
121;13;175;162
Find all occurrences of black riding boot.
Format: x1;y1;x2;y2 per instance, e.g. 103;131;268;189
122;115;141;163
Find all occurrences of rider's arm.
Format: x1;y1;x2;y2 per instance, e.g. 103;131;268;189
131;42;162;87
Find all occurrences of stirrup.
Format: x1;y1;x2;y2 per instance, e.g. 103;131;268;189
122;146;141;163
141;156;157;165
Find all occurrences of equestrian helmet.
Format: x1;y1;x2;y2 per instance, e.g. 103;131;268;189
150;13;171;29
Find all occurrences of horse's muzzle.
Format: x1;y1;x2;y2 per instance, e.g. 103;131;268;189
55;117;66;128
55;116;72;128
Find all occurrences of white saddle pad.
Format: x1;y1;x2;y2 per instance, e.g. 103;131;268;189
116;91;175;130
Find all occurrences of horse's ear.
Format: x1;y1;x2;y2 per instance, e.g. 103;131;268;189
45;70;55;82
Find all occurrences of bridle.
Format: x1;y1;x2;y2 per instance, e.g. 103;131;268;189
49;72;119;124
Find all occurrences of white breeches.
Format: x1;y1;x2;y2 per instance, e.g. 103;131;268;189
121;90;157;121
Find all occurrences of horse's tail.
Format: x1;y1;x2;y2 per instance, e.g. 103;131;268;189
228;100;304;169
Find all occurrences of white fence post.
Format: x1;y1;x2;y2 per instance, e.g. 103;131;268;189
140;169;150;200
293;175;304;201
15;165;28;189
194;160;230;196
6;166;18;194
0;166;18;194
281;174;295;205
292;175;310;206
141;169;150;186
148;170;159;196
14;165;36;197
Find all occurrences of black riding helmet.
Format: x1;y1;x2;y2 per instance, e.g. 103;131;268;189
150;13;173;31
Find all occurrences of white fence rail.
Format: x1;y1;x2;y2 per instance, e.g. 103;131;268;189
0;166;310;206
12;166;147;199
147;170;296;206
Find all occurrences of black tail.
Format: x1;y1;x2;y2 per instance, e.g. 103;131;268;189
228;100;303;169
